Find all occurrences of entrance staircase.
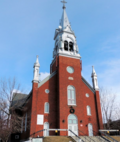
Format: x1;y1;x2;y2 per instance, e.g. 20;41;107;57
29;129;120;142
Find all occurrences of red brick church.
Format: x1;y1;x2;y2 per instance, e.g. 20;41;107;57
18;1;103;140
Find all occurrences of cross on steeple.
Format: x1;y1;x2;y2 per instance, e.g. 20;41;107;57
61;0;67;9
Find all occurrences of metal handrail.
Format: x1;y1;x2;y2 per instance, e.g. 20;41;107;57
69;129;83;142
92;130;106;142
78;129;96;142
99;131;119;142
30;129;45;137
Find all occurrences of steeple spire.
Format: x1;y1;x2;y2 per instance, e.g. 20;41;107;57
33;55;40;83
60;7;71;30
60;0;71;31
91;66;99;90
92;66;97;76
35;55;40;67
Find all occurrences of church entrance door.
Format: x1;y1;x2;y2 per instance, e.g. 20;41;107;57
68;114;78;136
44;122;49;136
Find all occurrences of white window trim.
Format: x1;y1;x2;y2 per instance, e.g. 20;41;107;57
87;106;91;116
67;85;76;106
37;115;44;125
44;102;49;114
25;113;27;132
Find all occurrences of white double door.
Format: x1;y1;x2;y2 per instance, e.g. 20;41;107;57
44;123;49;136
68;124;78;136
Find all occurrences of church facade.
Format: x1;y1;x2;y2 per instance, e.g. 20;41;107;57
20;3;103;140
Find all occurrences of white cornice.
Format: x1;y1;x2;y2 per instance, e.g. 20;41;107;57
58;53;81;60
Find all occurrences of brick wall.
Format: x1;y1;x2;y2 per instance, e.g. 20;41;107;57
95;91;103;130
57;56;99;136
30;74;57;137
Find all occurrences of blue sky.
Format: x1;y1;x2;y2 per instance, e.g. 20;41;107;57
0;0;120;100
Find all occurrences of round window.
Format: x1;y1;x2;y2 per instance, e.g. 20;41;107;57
67;66;74;74
45;89;50;94
86;93;89;98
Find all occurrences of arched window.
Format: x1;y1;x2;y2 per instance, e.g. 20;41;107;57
56;45;58;52
68;86;76;105
69;42;73;51
44;103;49;113
68;114;77;124
87;106;91;115
64;41;68;51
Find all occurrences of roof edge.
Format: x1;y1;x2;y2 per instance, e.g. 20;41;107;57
38;70;57;88
82;76;95;94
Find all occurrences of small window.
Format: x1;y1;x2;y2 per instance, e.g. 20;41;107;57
67;66;74;74
56;45;58;52
64;41;68;51
86;93;89;98
69;42;73;51
87;106;91;116
45;89;50;94
68;86;76;105
45;103;49;113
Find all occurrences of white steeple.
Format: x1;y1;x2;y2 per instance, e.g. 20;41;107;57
33;55;40;83
53;1;81;60
91;66;99;91
60;6;71;30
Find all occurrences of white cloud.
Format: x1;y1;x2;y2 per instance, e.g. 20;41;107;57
98;59;120;101
40;72;50;81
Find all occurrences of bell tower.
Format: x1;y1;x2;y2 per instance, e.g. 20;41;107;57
51;1;81;73
53;1;80;58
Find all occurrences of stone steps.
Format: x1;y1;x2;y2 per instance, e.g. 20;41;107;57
102;136;120;142
43;136;120;142
43;136;75;142
72;136;109;142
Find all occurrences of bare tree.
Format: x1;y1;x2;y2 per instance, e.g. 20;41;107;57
0;77;30;142
99;87;119;130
